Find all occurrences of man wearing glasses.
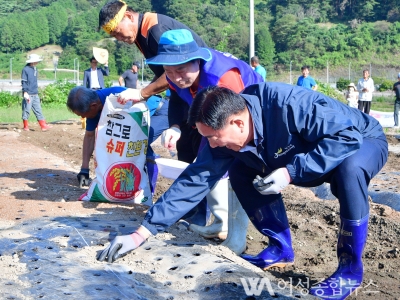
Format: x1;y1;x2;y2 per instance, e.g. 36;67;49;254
82;57;109;90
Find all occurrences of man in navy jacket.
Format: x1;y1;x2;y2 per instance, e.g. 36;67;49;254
82;57;109;90
98;82;388;300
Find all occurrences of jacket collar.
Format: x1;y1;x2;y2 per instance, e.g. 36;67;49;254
240;93;264;149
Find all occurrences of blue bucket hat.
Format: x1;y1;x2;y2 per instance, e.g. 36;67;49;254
146;29;212;66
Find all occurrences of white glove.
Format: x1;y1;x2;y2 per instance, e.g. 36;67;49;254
97;231;146;263
161;127;181;150
117;88;143;104
24;93;30;103
253;167;292;195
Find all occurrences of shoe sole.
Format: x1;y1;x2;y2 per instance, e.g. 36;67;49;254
262;261;294;270
201;232;228;240
189;229;228;240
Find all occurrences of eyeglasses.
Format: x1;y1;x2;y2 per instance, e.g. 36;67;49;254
91;61;98;64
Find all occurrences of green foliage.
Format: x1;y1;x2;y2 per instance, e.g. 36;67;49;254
39;81;77;106
3;0;400;80
317;81;346;103
255;26;275;69
373;77;385;85
0;91;20;108
114;42;143;74
373;77;395;91
336;78;351;91
371;95;395;112
378;79;393;91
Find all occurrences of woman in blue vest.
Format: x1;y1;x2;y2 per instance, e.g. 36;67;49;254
146;29;264;254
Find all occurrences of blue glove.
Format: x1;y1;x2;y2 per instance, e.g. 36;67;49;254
77;168;90;188
253;168;291;195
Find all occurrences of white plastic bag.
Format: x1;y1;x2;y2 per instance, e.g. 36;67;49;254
80;94;152;206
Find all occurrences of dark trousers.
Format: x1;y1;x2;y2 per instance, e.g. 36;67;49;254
358;100;371;115
229;135;388;220
394;100;400;126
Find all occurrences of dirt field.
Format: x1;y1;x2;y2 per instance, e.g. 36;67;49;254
1;120;400;299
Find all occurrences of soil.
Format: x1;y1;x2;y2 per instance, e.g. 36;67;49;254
0;120;400;299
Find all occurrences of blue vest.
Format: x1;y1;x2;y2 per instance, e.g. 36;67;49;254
167;49;263;106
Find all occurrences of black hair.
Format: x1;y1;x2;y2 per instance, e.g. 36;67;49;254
301;65;310;71
67;87;99;113
98;0;135;30
250;56;259;64
90;56;97;62
188;86;247;130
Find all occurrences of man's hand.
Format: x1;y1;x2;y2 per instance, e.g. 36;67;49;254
77;168;90;188
253;168;292;195
161;127;181;150
24;93;30;103
117;89;143;104
97;232;146;263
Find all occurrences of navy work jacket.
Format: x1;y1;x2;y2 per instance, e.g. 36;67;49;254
142;82;384;234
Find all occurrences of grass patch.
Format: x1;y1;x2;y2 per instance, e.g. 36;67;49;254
371;95;395;112
0;104;79;123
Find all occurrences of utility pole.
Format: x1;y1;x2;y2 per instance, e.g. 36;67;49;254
74;58;78;84
77;59;80;86
53;56;58;82
327;60;329;84
249;0;254;64
10;57;14;85
349;62;351;81
141;58;144;86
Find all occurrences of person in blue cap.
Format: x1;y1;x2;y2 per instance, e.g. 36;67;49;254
146;28;263;165
147;28;264;252
98;82;387;300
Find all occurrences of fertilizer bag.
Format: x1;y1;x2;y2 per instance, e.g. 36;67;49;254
80;94;152;206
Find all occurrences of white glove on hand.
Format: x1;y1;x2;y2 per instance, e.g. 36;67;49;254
161;127;181;150
253;167;292;195
117;88;143;104
97;231;145;263
24;93;30;103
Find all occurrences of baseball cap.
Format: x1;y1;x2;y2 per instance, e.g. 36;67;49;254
146;29;211;66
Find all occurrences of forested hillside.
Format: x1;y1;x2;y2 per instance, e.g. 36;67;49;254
1;0;400;77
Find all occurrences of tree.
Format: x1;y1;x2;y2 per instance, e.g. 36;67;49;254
255;26;275;69
271;14;298;52
46;3;68;44
356;0;378;20
114;41;142;74
0;23;14;53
